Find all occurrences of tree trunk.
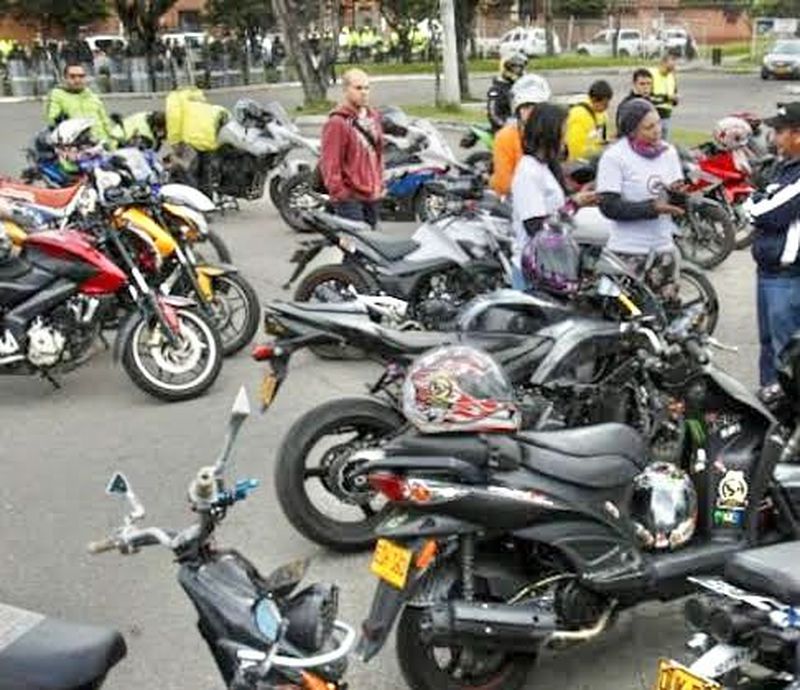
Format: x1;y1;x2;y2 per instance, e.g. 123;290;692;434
272;0;328;105
544;0;554;56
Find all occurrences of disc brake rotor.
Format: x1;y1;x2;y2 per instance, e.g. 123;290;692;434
319;439;378;505
147;321;204;374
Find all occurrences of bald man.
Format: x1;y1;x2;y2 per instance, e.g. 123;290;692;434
319;68;384;227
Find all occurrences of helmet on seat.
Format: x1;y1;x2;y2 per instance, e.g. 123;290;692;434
402;346;520;434
511;74;552;112
629;462;698;550
712;116;752;151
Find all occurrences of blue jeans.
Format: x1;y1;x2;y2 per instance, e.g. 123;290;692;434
333;200;379;228
511;263;529;291
757;274;800;385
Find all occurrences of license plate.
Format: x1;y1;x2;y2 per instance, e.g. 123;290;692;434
260;370;278;409
370;538;413;590
655;659;721;690
775;66;790;73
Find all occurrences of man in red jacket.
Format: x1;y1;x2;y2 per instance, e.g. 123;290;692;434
319;68;384;227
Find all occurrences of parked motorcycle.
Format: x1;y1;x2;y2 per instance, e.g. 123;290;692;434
0;224;222;401
86;387;355;689
347;320;800;690
459;123;495;177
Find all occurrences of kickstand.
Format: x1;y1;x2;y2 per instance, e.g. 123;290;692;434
41;371;61;389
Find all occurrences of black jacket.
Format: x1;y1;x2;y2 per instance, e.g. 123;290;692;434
486;77;514;133
751;158;800;277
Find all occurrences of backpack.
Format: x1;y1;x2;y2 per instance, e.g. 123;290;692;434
312;111;380;194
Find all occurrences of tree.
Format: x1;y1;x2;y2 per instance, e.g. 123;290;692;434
271;0;339;106
553;0;605;17
205;0;274;81
114;0;178;88
0;0;108;40
454;0;479;99
380;0;437;63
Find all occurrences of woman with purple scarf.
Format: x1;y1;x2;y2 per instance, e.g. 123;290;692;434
596;98;686;297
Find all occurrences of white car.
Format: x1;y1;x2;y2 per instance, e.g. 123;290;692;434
576;29;643;58
83;35;127;53
161;31;210;49
498;27;562;59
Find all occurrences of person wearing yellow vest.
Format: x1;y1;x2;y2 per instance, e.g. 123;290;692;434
45;61;116;145
564;79;613;162
121;111;167;150
649;49;680;141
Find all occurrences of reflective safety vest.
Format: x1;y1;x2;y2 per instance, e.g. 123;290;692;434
122;111;154;144
649;67;677;117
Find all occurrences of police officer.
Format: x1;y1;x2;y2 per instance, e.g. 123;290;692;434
749;102;800;394
649;49;680;141
487;53;527;133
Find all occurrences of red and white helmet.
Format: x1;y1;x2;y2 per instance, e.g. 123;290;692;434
712;116;752;151
402;346;520;434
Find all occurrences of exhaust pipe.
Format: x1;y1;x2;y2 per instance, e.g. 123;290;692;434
428;600;617;652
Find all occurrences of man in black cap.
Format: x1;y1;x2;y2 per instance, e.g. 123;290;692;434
749;102;800;393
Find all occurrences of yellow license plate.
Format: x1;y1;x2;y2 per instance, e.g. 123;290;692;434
370;538;413;590
260;371;278;409
655;659;721;690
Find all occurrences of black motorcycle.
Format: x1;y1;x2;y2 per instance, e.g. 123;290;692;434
341;321;800;690
85;387;355;690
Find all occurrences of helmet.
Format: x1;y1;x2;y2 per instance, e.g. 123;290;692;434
629;462;698;550
511;74;552;112
402;346;520;434
521;221;581;294
49;118;95;148
501;52;527;81
712;116;752;151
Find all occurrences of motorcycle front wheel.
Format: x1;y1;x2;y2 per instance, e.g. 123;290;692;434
277;170;324;233
205;273;261;356
121;308;222;402
274;396;405;552
675;204;735;270
675;265;720;335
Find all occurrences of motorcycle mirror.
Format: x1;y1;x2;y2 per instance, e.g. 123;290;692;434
212;386;251;475
105;471;146;523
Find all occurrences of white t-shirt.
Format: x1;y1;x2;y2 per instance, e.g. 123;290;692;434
596;137;683;254
511;155;566;258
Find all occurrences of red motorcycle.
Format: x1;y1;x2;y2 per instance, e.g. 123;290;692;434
0;226;223;401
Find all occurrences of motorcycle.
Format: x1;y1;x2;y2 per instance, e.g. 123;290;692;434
84;387;356;689
346;319;800;690
277;115;477;231
459;123;495;177
659;540;800;690
0;223;222;401
287;206;511;334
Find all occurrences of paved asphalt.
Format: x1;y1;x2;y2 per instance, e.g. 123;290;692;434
0;70;784;689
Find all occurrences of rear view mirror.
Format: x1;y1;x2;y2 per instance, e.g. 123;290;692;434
105;471;145;523
106;472;129;496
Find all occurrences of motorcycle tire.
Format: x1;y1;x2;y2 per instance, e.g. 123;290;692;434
677;265;720;335
207;273;261;357
192;230;233;264
268;175;284;209
464;150;494;177
121;307;223;402
675;204;735;270
294;263;375;359
274;396;405;552
395;562;535;690
277;170;322;233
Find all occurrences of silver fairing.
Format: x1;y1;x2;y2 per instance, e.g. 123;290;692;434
406;222;474;266
159;184;216;213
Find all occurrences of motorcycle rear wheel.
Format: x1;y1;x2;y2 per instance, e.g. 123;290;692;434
277;170;323;233
206;273;261;357
675;204;735;270
275;396;404;552
294;263;375;359
676;265;719;335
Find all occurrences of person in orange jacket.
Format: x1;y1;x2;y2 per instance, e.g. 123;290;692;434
489;73;552;198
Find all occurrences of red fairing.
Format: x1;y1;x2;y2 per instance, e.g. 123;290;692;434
25;230;127;294
698;150;746;184
0;178;83;209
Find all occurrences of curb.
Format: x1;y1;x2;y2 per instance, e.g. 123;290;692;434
0;63;746;105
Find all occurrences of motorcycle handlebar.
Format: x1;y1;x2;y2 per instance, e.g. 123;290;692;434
685;338;710;365
87;527;179;556
86;537;118;554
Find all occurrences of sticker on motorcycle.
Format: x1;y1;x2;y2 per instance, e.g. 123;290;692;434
717;470;748;509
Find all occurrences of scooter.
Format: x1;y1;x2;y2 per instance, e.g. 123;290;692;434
84;387;355;689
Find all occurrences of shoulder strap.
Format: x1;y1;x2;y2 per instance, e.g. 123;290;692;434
328;110;379;152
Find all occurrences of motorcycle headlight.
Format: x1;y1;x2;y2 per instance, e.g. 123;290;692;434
254;597;284;644
283;583;338;652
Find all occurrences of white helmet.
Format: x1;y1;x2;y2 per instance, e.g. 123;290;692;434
49;118;96;147
511;74;552;112
712;116;752;151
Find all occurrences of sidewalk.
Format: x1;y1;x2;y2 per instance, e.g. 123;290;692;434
0;58;752;105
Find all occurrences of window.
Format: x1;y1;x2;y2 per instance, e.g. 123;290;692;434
592;32;608;44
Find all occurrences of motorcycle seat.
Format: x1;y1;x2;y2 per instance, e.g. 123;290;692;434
725;541;800;605
0;603;126;690
306;209;373;235
351;232;418;261
517;424;646;489
0;181;82;210
375;328;515;356
385;432;522;470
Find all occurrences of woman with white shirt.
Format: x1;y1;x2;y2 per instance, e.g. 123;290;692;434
510;103;595;290
596;97;686;296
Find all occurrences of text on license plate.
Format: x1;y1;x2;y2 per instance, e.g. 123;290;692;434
370;538;413;590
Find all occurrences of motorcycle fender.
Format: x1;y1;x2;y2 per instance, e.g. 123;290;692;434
113;310;141;363
195;263;238;299
117;207;178;257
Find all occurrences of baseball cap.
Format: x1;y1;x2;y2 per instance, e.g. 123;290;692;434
764;102;800;129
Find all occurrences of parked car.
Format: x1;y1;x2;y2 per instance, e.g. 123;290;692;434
475;35;501;58
84;34;128;53
498;26;562;58
576;28;643;57
162;31;210;50
762;39;800;79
